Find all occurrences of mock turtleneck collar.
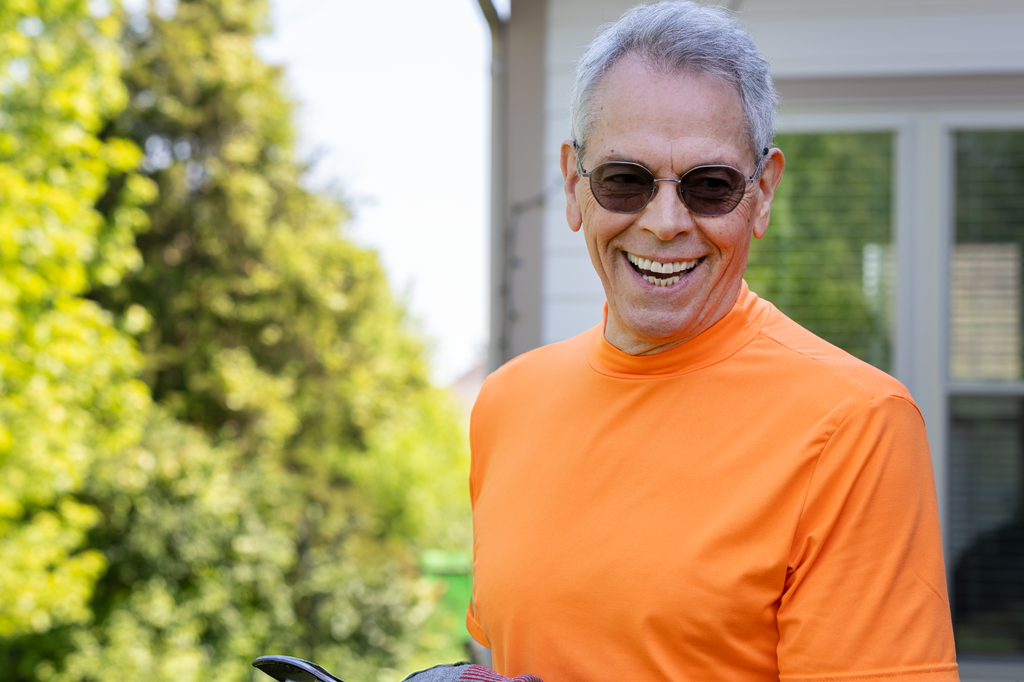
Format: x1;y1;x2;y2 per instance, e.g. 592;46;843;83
587;281;771;379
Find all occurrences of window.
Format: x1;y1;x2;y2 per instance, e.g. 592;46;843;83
746;132;895;372
949;129;1024;655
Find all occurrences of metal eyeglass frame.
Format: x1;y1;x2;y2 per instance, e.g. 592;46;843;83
577;146;770;217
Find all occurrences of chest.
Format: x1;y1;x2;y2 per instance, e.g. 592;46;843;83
471;373;831;670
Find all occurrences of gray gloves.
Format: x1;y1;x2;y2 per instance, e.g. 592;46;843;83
402;663;542;682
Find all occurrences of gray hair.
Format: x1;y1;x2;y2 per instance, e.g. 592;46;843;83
570;1;777;172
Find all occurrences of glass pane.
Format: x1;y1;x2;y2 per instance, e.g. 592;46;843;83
951;130;1024;381
746;132;894;372
950;396;1024;654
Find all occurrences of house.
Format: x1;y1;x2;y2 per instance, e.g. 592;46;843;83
476;0;1024;674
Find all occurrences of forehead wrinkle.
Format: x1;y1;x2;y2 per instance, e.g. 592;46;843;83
591;59;750;173
595;146;745;175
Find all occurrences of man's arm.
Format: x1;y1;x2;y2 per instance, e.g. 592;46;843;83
777;396;958;681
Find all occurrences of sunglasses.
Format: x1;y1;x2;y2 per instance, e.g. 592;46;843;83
580;152;766;217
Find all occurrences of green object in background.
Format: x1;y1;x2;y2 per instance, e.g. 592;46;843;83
421;550;474;643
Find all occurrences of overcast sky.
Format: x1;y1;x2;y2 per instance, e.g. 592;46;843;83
257;0;500;385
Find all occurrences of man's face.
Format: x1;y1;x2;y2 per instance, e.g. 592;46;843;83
560;57;784;355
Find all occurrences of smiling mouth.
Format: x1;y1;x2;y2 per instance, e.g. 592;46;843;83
626;252;703;287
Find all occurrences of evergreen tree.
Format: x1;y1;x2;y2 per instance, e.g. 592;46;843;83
97;0;469;550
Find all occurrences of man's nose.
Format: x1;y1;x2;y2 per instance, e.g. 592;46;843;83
636;180;696;241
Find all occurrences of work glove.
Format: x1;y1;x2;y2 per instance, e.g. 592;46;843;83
402;663;542;682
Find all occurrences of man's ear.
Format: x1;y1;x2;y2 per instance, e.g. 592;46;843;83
752;147;785;240
560;140;583;233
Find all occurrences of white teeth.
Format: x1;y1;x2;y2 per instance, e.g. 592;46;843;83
642;274;681;287
626;252;699;279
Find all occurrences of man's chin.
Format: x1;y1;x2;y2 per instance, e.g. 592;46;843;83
610;304;704;350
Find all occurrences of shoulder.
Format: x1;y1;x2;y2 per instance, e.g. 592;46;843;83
467;326;597;498
750;300;915;409
473;324;595;414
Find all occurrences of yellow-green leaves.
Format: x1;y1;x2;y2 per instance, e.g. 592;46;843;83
0;500;106;637
0;0;150;637
2;0;470;677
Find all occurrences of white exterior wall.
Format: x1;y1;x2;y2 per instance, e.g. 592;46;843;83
539;0;1024;346
541;1;634;344
740;0;1024;79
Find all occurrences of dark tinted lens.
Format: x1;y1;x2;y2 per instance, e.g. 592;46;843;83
590;162;655;213
679;165;746;216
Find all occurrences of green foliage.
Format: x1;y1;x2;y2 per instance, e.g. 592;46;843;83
3;410;447;682
96;0;470;550
1;0;470;678
956;130;1024;245
0;0;153;637
746;132;894;371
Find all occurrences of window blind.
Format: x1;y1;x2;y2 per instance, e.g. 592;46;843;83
746;132;894;372
950;130;1024;655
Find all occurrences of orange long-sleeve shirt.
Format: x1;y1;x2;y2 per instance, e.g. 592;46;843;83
467;283;957;682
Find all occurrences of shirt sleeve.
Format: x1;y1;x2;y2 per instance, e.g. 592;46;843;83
777;395;959;681
466;597;490;648
466;402;491;650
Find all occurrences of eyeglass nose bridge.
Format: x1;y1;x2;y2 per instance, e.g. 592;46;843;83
645;176;689;212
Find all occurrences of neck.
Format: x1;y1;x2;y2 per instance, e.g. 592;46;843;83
603;286;744;356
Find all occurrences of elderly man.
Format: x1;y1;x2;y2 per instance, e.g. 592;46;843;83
465;2;958;681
